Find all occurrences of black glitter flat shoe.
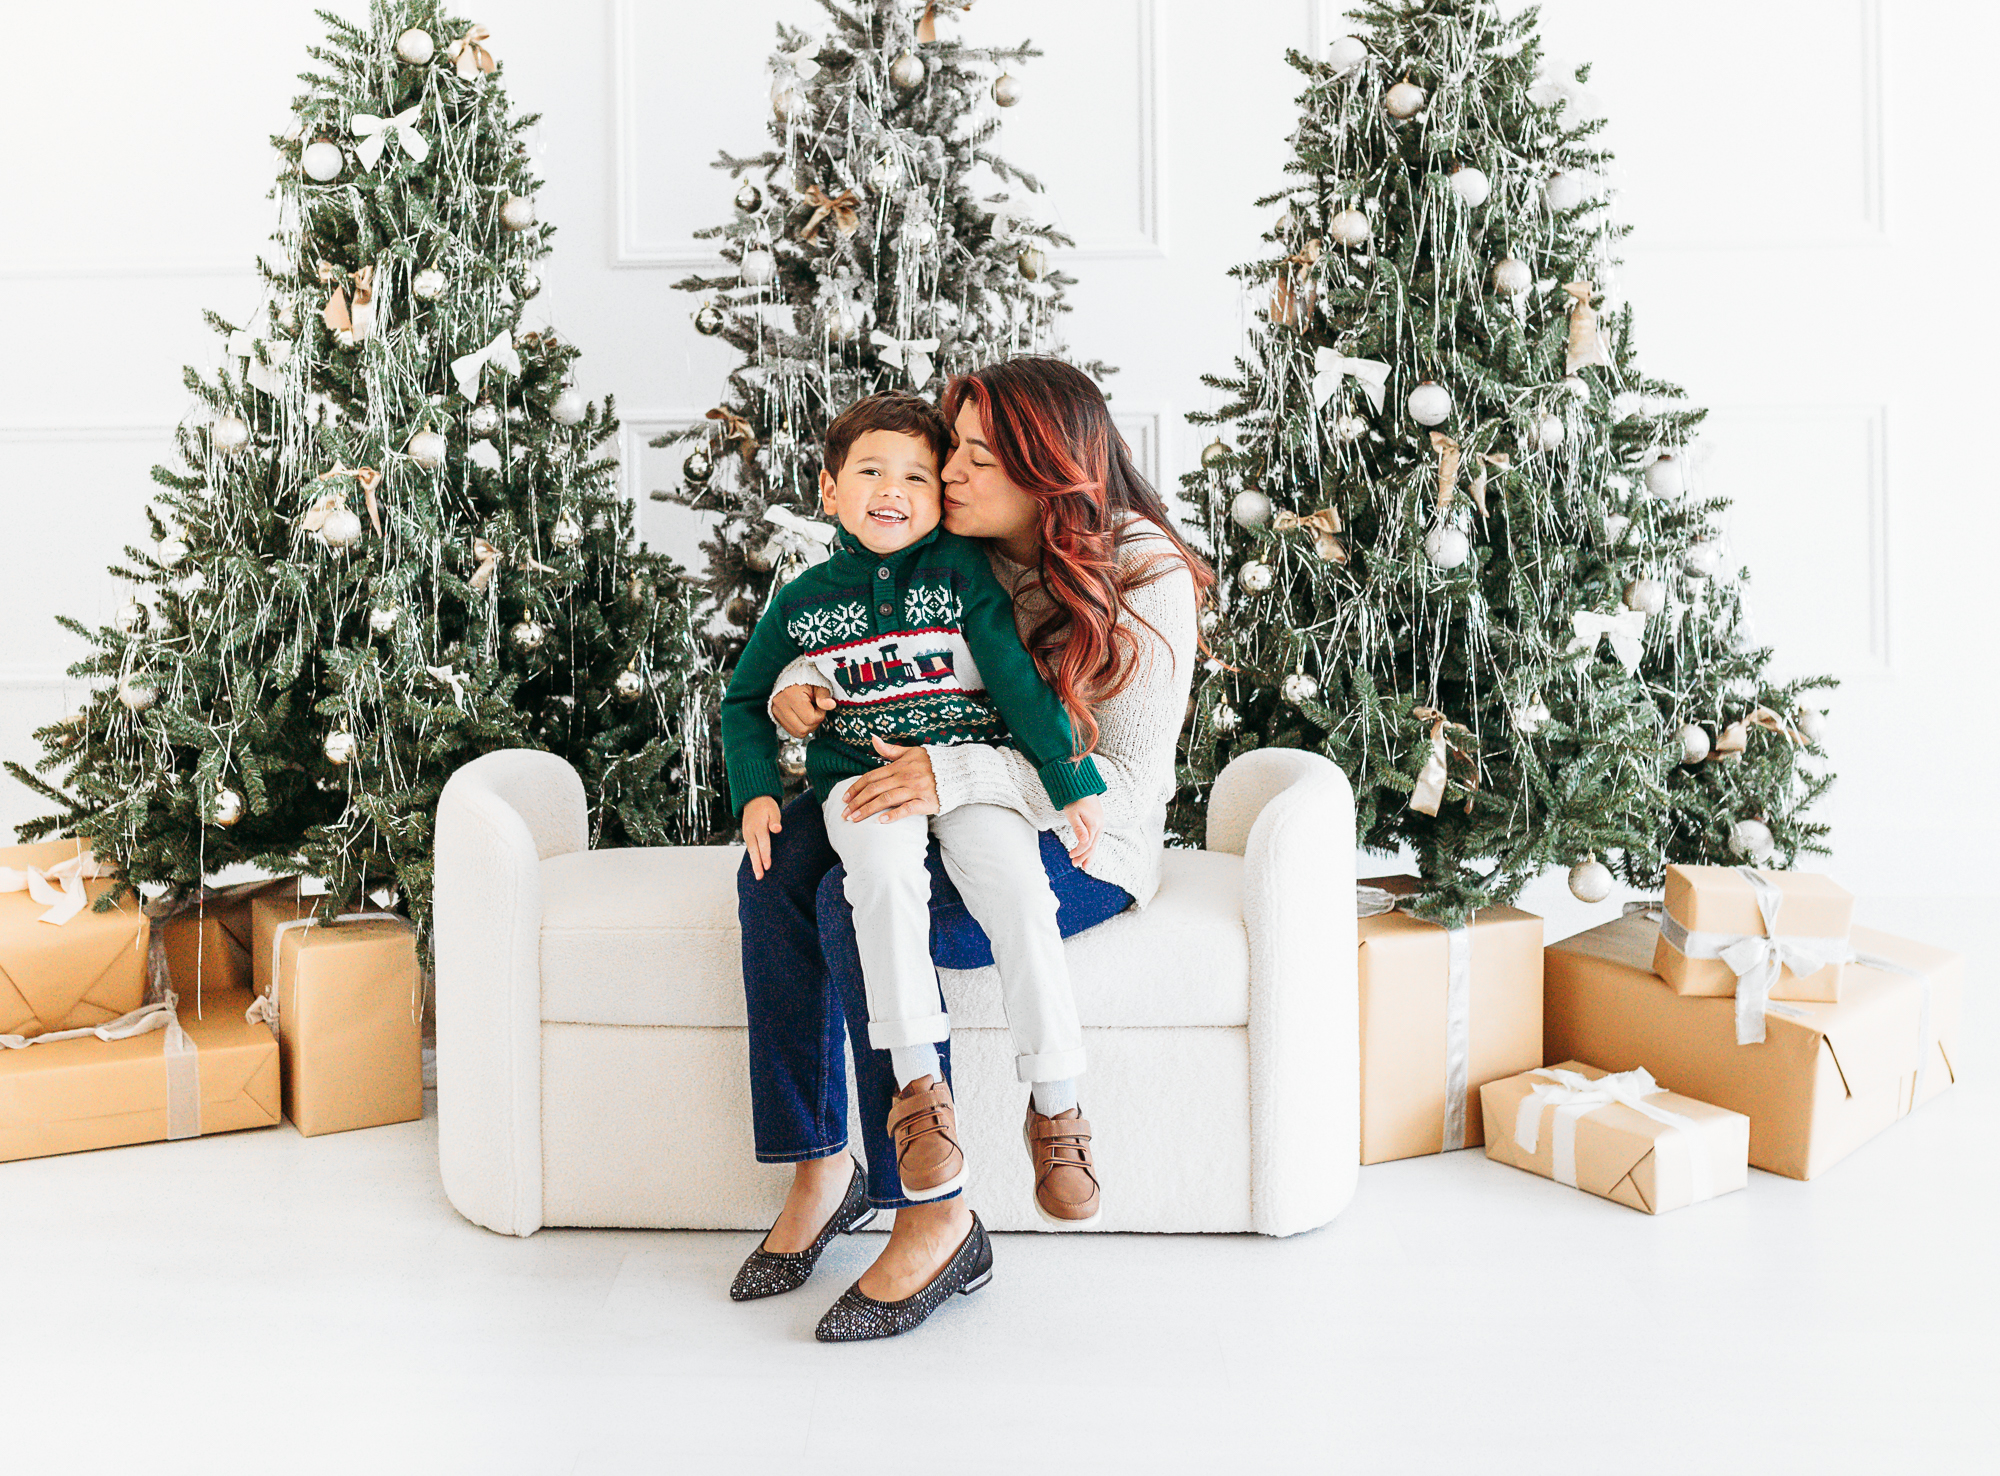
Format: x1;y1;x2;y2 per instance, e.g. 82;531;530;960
813;1212;992;1342
730;1158;876;1302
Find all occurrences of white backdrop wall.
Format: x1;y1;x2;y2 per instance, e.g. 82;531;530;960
2;0;1993;906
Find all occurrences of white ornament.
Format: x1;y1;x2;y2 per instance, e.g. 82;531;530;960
1334;413;1367;443
1198;609;1221;636
740;249;777;287
211;414;250;452
1423;526;1472;569
1328;36;1367;73
1211;703;1241;733
1492;256;1532;297
500;194;537;232
889;50;926;90
867;153;899;192
551;513;584;549
301;141;345;181
212;787;244;827
613;669;645;704
394;28;435;65
1327;209;1371;247
323;730;358;765
1237;560;1275;594
407;430;448;469
1797;707;1828;745
1513;696;1551;735
117;675;156;711
412;267;446;299
1544;170;1586;212
158;538;188;566
1681;540;1722;578
318;507;364;549
1384;80;1427;119
1612;392;1645;420
1679;723;1712;765
1230;490;1273;528
825;302;864;342
1281;672;1320;705
115;598;148;635
992;73;1022;107
1407;381;1453;426
516;269;542;299
467;401;502;437
1603;513;1630;546
550;388;587;426
1533;413;1566;451
1644;453;1685;498
1562;375;1590;402
368;604;399;635
1568;858;1615;904
1448;166;1491;208
1729;818;1776;862
1623;578;1667;616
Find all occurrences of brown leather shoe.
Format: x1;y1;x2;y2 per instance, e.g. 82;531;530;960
888;1076;966;1201
1024;1104;1101;1226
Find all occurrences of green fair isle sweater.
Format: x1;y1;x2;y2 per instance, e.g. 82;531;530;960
722;524;1105;815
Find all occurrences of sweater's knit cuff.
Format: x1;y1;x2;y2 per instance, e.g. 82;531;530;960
1036;753;1107;810
728;758;785;818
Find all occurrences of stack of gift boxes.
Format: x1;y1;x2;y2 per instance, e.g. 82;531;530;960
1;842;425;1163
1358;866;1960;1214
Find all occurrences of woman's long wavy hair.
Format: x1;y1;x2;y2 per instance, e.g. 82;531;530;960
942;358;1214;754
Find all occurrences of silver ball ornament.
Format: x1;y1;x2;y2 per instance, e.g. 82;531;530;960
1729;818;1776;862
1384;80;1427;118
394;28;435;65
1681;540;1723;579
1334;413;1367;443
301;140;345;181
406;430;448;469
889;50;926;90
500;194;537;232
117;675;156;711
411;267;446;301
740;249;777;287
467;401;502;437
778;737;809;778
992;73;1022;107
1017;247;1048;281
1644;453;1686;498
1198;609;1221;636
1281;672;1320;705
323;730;358;765
1211;703;1241;733
551;513;584;549
613;669;645;704
1679;723;1712;765
734;182;763;213
682;450;714;487
1423;526;1472;570
1492;256;1532;297
515;270;541;299
211;414;250;453
1448;166;1491;208
1623;578;1667;616
1237;560;1274;594
550;388;587;426
1533;412;1567;451
368;604;399;635
1797;707;1828;746
1568;858;1615;903
1407;381;1453;426
510;619;549;653
1230;490;1273;528
694;303;726;336
115;598;148;635
1327;209;1371;247
212;787;244;828
318;507;364;549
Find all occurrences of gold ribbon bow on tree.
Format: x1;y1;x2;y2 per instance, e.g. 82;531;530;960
468;535;555;594
1430;432;1462;512
1709;705;1806;761
1409;705;1479;817
1269;239;1322;329
349;106;429;171
798;184;863;242
314;463;383;533
1272;507;1348;565
1564;280;1613;373
449;26;496;82
916;0;974;44
322;264;376;341
1468;451;1510;516
707;406;760;462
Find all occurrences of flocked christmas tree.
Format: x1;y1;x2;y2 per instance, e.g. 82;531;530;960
653;0;1104;804
1175;0;1833;924
6;0;712;943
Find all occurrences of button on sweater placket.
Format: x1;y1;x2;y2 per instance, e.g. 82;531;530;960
872;562;899;634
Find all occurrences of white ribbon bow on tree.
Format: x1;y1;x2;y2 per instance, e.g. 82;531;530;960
764;506;836;547
1513;1065;1712;1199
772;42;821;81
450;330;521;401
1313;347;1391;413
226;317;293;396
425;664;471;710
1569;607;1648;674
0;848;109;926
349;107;429;171
870;330;940;388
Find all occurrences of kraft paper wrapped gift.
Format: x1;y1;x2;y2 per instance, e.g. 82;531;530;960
261;908;423;1137
1653;865;1855;1025
1;840;149;1042
0;987;280;1163
1481;1061;1750;1214
1357;879;1544;1163
161;879;294;996
1547;912;1960;1181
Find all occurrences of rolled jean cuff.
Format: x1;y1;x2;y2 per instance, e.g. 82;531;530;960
866;1011;952;1051
1015;1045;1088;1083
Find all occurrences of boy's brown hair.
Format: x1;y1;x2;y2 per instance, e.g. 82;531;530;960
822;391;951;478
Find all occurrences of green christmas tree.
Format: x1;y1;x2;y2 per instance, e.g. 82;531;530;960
653;0;1103;682
6;0;712;943
1175;0;1833;924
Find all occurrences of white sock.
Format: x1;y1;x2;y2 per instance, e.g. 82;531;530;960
1031;1078;1078;1116
890;1043;941;1090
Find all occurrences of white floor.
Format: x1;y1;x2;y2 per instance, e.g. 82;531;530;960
4;898;1993;1476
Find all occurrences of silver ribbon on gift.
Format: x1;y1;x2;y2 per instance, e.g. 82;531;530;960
1658;866;1856;1045
1513;1065;1712;1202
1356;883;1474;1151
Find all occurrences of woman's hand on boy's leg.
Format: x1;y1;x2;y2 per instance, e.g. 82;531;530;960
742;796;784;880
841;738;940;823
773;683;836;738
1061;794;1102;866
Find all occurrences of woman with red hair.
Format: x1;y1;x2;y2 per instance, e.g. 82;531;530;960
731;358;1211;1341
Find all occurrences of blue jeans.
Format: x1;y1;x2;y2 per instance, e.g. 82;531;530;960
738;790;1132;1209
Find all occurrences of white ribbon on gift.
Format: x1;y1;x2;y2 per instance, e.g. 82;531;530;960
1313;348;1391;413
870;330;940;388
1658;866;1857;1045
1569;607;1647;674
1355;884;1474;1151
449;329;520;402
0;848;110;926
350;106;429;171
258;911;420;1038
1513;1065;1712;1202
764;505;836;547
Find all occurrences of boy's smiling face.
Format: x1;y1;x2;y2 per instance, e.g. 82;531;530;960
819;428;943;555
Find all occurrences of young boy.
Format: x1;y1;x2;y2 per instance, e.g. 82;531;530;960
723;392;1104;1215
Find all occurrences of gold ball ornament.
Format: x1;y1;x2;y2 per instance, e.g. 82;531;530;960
407;430;448;469
117;675;156;711
1678;723;1712;765
212;786;245;828
1568;857;1614;903
889;50;926;90
1237;560;1275;594
1327;208;1371;247
317;507;364;550
825;302;864;343
992;73;1022;107
394;28;435;65
211;414;250;453
726;595;759;626
1492;256;1532;297
771;84;805;121
301;140;345;181
1729;818;1776;862
323;730;358;765
1200;438;1229;469
500;194;537;232
1017;247;1048;281
613;669;645;704
1384;79;1427;119
551;388;587;426
1623;578;1667;616
510;619;549;653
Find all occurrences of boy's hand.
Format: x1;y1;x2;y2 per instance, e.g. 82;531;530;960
1061;794;1103;867
742;796;783;880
